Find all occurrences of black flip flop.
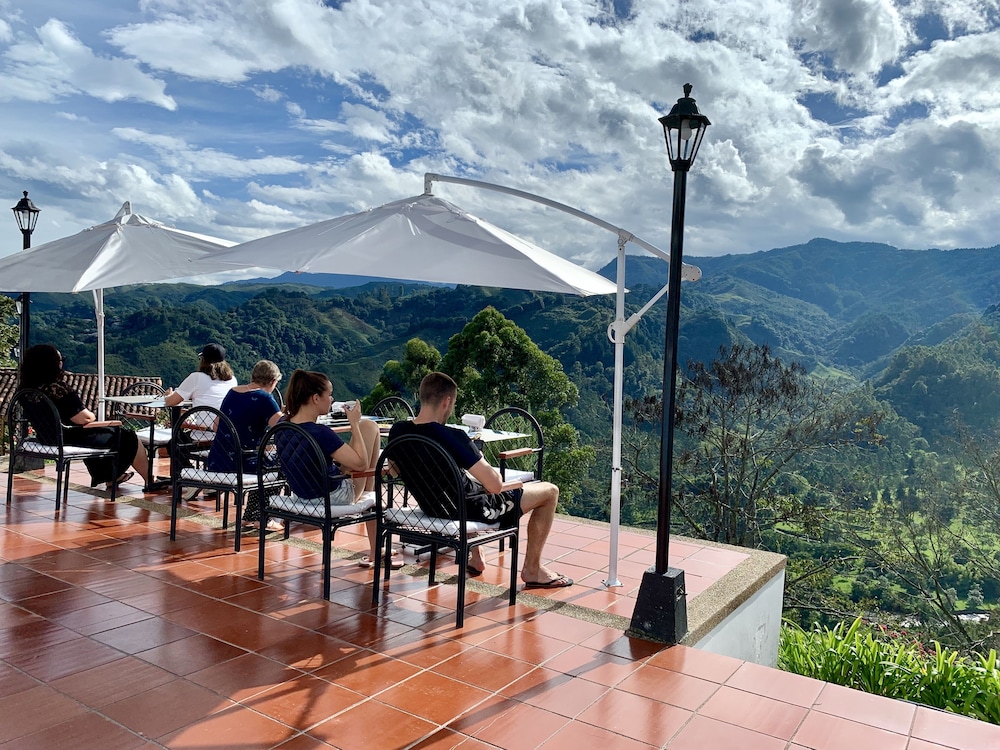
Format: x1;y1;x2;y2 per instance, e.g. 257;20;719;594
524;574;573;589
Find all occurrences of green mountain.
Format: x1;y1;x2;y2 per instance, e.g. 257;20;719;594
21;236;1000;450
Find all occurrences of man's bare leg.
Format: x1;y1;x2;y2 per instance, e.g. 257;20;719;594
468;481;562;583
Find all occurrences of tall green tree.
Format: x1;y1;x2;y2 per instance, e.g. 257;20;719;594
363;337;441;410
440;307;577;415
625;344;884;548
440;307;592;505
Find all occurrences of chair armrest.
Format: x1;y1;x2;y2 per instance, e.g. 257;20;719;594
124;412;155;423
500;480;523;492
497;447;536;460
84;420;122;428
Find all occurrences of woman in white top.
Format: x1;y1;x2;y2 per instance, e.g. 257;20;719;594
165;343;237;410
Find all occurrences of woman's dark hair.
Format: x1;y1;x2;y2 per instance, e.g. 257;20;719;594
198;359;235;382
19;344;63;388
284;370;329;416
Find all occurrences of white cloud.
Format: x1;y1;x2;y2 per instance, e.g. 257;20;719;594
1;0;999;263
112;128;309;179
0;18;175;109
792;0;911;75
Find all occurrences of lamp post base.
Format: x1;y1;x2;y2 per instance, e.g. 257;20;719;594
627;567;687;644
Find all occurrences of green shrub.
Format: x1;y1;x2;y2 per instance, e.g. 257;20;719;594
779;617;1000;725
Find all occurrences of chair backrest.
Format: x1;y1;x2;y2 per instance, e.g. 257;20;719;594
173;405;237;480
7;388;64;449
370;396;415;423
258;421;337;512
482;406;544;478
377;433;468;521
109;381;166;430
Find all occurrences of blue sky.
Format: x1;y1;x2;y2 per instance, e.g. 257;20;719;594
0;0;998;273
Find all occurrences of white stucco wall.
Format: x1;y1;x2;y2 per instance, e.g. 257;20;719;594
689;569;786;666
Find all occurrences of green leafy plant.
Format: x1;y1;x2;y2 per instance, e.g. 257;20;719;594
779;617;1000;725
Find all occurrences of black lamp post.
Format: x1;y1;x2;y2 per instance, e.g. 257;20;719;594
12;191;40;363
628;84;711;644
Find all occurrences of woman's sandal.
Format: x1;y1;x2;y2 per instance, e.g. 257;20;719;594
240;519;283;534
358;551;404;570
104;471;134;492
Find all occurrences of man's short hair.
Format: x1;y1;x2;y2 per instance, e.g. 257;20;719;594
419;371;458;406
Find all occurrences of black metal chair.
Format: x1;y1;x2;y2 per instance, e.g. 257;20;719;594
108;381;171;490
169;405;276;551
5;388;121;509
256;421;377;600
372;433;520;627
483;407;544;483
370;395;415;423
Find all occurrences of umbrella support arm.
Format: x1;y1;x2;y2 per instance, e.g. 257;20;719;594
424;173;699;588
424;173;700;281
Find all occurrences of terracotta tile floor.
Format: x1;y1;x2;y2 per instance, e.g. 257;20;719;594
3;464;1000;749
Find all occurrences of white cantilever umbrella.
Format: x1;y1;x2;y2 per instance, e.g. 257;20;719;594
0;201;235;417
207;193;618;297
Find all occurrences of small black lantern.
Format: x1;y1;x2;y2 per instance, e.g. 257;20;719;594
11;190;40;363
12;190;40;249
659;83;711;171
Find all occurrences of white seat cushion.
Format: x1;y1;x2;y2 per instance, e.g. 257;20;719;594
21;440;112;458
179;469;279;486
384;506;500;535
498;468;536;483
267;493;376;518
135;427;173;446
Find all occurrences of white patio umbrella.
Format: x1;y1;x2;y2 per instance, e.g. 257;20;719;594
0;201;235;417
207;194;618;296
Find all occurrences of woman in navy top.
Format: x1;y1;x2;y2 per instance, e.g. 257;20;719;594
280;370;402;568
202;360;283;525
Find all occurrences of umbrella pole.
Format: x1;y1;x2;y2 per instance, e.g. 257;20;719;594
94;290;106;421
604;237;629;587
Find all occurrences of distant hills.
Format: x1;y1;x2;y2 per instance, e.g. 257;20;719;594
233;271;450;289
25;235;1000;448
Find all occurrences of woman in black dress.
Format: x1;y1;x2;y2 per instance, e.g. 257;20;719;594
19;344;149;491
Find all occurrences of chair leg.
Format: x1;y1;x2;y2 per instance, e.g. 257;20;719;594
220;490;229;532
456;544;467;628
428;547;438;585
382;534;393;582
5;459;14;506
321;526;332;601
108;455;119;503
508;533;518;606
257;508;268;581
170;482;180;540
233;492;242;553
54;461;64;511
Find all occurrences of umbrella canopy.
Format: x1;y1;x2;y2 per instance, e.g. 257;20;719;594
208;194;618;297
0;201;235;292
0;202;235;418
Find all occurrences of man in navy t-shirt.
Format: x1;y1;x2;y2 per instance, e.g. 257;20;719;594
387;372;572;589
